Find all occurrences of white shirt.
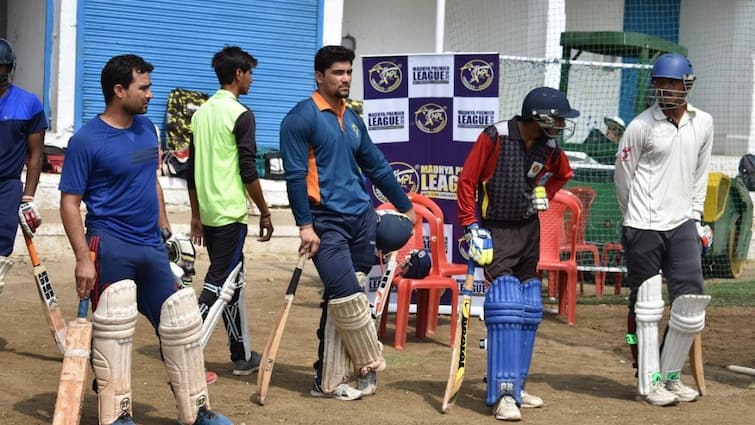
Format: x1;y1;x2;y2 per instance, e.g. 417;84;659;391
614;103;714;231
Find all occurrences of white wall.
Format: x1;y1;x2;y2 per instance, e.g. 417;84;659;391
6;0;45;102
342;0;436;100
681;0;754;156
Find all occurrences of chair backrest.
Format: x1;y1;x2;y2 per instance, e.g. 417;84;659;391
566;186;596;243
539;190;582;263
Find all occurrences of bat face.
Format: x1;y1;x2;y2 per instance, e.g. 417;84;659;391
25;235;68;355
52;300;92;425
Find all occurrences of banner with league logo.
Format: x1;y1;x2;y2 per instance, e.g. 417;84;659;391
362;53;499;318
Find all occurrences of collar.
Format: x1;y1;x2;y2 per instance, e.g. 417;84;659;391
650;102;698;122
214;89;238;100
312;91;346;116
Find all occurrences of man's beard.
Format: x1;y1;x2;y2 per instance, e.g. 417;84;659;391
0;73;10;91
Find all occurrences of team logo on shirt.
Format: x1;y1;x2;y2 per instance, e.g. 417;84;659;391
368;61;403;93
351;123;360;139
620;146;632;161
415;103;448;134
373;161;419;203
459;59;495;91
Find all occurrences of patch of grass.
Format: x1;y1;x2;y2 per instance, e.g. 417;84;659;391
572;280;755;307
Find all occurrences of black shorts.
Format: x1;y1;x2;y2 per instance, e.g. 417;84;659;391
622;220;704;302
484;218;540;282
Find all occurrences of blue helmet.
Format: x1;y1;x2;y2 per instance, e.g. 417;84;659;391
521;87;580;139
0;38;15;71
649;53;695;109
400;249;431;279
375;210;413;253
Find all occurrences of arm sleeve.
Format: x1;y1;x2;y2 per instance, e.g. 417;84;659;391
186;133;196;190
614;120;645;215
692;118;714;221
233;110;260;184
280;111;314;226
544;149;573;199
355;118;412;213
457;130;496;227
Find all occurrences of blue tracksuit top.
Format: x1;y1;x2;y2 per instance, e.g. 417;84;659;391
280;92;412;226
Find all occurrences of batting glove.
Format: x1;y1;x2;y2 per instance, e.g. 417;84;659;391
464;223;493;265
18;198;42;237
696;221;713;257
532;186;548;211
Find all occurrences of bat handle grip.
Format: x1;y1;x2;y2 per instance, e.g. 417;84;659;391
77;298;90;319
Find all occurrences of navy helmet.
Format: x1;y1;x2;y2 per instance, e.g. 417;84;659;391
0;38;15;71
521;87;579;139
375;210;413;253
400;249;431;279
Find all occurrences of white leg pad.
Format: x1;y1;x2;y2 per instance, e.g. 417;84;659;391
634;275;665;396
329;293;386;374
355;272;367;289
661;294;711;382
322;311;352;393
0;256;12;296
92;280;138;424
159;287;208;425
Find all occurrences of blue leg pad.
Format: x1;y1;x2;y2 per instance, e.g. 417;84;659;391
520;278;543;389
484;275;524;406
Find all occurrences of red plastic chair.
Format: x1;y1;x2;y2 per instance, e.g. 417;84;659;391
405;193;467;335
565;187;605;296
537;189;581;325
376;202;459;350
599;243;625;295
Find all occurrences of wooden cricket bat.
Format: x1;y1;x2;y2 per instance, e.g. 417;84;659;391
372;250;399;326
689;333;706;396
441;259;476;413
52;298;92;425
255;253;308;405
23;233;68;354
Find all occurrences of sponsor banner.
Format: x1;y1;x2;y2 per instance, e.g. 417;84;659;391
363;97;409;144
407;54;454;98
453;96;499;142
362;53;499;317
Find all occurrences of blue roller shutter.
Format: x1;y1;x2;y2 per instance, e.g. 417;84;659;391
76;0;321;149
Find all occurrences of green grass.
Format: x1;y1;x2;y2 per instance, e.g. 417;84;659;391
572;280;755;307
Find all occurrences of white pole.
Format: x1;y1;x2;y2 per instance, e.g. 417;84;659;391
435;0;446;53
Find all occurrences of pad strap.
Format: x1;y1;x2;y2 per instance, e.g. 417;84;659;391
660;294;710;381
634;275;664;396
92;280;138;424
159;287;208;425
0;256;12;295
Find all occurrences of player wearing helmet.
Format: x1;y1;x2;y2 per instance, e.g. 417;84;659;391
457;86;579;421
615;53;714;407
280;45;416;401
0;38;48;296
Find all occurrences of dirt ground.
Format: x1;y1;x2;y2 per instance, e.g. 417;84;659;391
1;251;754;425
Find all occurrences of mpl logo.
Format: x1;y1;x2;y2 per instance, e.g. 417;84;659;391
368;61;403;93
373;161;419;203
414;103;447;134
459;59;494;91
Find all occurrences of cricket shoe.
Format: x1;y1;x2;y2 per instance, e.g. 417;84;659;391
494;395;521;421
357;370;377;396
641;380;679;406
232;351;261;376
189;407;232;425
310;379;363;401
665;379;700;402
520;390;544;408
112;413;136;424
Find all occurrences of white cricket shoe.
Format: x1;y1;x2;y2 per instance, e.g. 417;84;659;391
665;379;700;402
310;380;363;401
643;381;679;406
494;395;521;421
521;390;544;408
357;370;377;396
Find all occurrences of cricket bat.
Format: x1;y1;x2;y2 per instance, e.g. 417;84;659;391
23;233;68;354
441;258;476;413
372;250;399;326
689;333;706;396
255;253;308;405
51;297;92;425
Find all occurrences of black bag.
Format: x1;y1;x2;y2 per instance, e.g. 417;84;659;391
738;153;755;191
263;150;285;180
